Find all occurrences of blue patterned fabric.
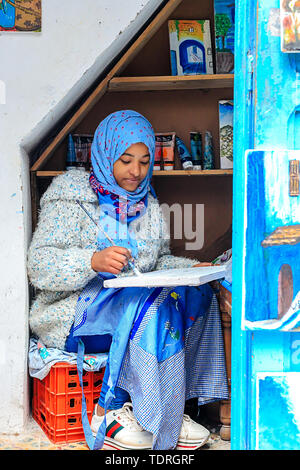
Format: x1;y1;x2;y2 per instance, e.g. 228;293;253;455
73;280;229;450
89;110;156;258
90;110;155;208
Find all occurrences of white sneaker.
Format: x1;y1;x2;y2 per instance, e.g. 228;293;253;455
176;414;210;450
91;402;153;450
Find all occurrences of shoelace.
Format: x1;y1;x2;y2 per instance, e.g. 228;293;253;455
180;414;193;436
115;402;143;431
182;414;192;423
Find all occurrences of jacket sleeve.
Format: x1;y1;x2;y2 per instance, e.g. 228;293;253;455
27;199;98;292
154;207;199;271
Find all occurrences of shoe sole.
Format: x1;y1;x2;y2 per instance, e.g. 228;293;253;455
92;432;152;451
176;434;210;450
92;432;209;451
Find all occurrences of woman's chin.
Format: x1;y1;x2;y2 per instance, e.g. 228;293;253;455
122;182;140;192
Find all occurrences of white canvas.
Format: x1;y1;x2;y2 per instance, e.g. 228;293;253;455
103;265;226;288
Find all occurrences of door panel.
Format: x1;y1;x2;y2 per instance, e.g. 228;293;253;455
233;0;300;450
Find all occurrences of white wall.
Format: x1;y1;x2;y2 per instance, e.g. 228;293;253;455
0;0;164;434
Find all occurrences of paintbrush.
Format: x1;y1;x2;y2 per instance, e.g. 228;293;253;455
76;199;142;276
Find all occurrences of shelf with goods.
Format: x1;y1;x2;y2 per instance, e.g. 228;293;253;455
33;70;234;180
33;80;234;180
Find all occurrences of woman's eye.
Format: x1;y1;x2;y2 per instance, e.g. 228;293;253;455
120;159;149;165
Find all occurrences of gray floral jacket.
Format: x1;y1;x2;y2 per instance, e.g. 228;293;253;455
27;169;198;349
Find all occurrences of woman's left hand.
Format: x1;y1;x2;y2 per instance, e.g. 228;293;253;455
192;262;213;267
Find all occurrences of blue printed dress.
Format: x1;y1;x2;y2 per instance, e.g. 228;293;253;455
73;274;229;450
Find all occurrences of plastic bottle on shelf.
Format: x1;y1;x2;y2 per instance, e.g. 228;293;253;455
175;136;193;170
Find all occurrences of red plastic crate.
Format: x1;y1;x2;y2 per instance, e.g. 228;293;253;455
32;362;105;444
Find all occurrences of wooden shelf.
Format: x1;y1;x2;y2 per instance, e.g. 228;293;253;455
35;169;233;177
108;74;234;92
36;171;65;177
153;169;233;176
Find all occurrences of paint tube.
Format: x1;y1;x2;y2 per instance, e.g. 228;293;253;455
155;133;175;170
190;132;202;170
203;131;214;169
175;136;193;170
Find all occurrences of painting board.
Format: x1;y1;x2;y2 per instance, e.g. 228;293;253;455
219;100;233;169
243;150;300;331
103;265;226;288
168;20;213;76
281;0;300;52
256;372;300;449
0;0;41;32
214;0;235;73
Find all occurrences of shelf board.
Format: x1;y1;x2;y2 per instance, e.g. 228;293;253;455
153;169;233;176
35;169;233;177
108;74;234;92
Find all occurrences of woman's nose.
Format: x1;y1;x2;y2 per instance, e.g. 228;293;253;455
129;162;141;177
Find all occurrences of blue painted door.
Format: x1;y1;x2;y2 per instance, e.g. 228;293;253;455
232;0;300;449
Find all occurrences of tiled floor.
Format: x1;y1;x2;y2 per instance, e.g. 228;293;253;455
0;417;230;451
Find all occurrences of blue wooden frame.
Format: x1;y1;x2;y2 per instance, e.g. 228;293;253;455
231;0;257;449
233;0;300;449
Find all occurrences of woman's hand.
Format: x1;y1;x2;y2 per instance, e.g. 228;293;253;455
192;262;213;267
91;246;132;275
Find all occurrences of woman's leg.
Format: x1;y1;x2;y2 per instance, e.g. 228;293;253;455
65;325;153;450
96;360;130;414
65;324;130;411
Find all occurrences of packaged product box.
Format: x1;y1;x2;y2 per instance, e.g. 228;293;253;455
155;133;175;170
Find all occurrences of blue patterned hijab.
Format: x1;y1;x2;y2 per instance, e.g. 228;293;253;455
89;110;156;257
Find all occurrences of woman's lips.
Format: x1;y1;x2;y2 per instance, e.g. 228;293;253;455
125;178;140;183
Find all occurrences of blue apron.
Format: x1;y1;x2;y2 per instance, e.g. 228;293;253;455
72;272;224;450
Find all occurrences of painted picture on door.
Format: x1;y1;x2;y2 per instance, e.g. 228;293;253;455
256;373;300;450
281;0;300;52
242;150;300;331
0;0;41;32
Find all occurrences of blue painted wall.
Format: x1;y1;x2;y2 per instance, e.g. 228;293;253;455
233;0;300;450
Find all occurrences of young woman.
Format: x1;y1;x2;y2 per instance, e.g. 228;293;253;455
28;110;228;450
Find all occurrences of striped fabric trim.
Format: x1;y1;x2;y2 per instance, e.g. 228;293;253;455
106;420;123;439
73;276;103;331
130;287;163;340
131;287;170;343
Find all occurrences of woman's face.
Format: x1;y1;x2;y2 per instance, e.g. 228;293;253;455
113;142;150;192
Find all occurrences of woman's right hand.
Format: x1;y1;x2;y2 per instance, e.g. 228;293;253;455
91;246;132;275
